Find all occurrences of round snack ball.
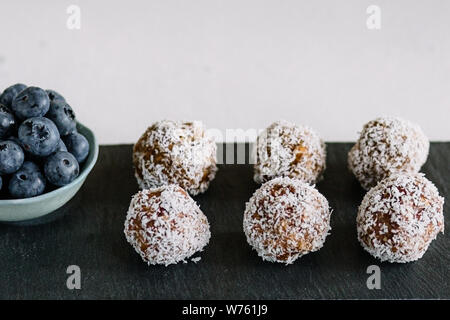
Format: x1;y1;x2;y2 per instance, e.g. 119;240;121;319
124;184;211;266
133;120;217;195
243;177;331;264
357;173;444;263
348;116;429;190
253;120;326;185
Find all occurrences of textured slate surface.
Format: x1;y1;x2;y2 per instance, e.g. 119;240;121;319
0;143;448;299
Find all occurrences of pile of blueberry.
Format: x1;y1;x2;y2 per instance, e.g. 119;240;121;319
0;83;89;199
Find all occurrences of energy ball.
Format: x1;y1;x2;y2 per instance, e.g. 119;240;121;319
253;120;326;185
124;184;211;266
243;177;331;264
357;173;444;263
348;116;429;190
133;120;217;195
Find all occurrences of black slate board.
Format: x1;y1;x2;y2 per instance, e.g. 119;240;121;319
0;143;449;299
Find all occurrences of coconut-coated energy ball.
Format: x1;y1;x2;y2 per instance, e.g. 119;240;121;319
124;185;211;266
357;173;444;263
348;116;429;190
253;121;326;185
243;177;331;264
133;120;217;195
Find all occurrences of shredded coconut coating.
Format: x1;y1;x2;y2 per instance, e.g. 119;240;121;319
243;177;332;265
357;173;444;263
124;185;211;266
348;116;429;190
253;120;326;185
133;120;217;195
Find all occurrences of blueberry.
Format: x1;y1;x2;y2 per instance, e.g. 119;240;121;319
8;161;46;198
0;104;16;139
55;139;68;153
46;100;76;136
6;135;23;147
0;83;27;109
24;139;68;166
63;132;89;163
11;86;50;120
44;151;79;186
18;117;60;157
0;140;24;175
46;89;65;103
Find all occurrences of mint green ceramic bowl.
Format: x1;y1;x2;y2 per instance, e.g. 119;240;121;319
0;122;98;222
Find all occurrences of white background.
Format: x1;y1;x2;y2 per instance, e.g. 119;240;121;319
0;0;449;144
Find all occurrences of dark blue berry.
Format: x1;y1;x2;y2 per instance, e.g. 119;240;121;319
46;100;76;136
46;89;65;103
6;135;23;147
0;140;24;174
0;83;27;109
0;104;16;139
24;139;68;166
8;161;46;198
18;117;60;157
44;151;79;186
63;132;89;163
55;139;68;153
11;87;50;120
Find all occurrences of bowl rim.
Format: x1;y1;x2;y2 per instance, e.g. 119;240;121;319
0;121;98;205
